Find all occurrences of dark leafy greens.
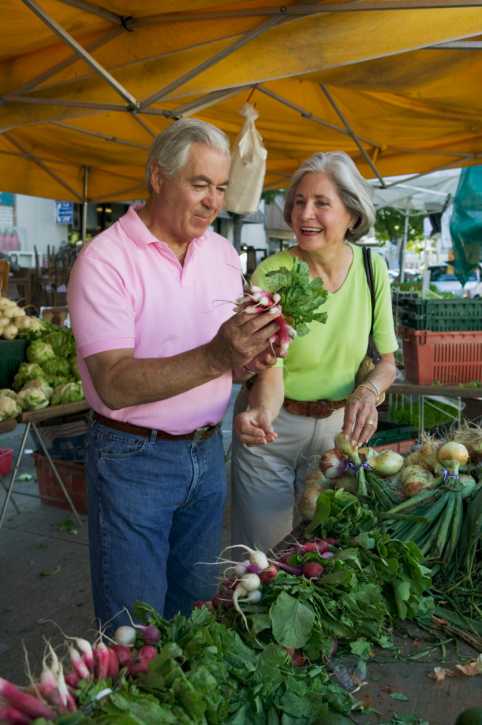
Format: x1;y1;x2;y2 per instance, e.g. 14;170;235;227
264;259;328;335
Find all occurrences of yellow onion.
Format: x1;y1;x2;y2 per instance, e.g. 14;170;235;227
437;442;469;473
400;464;435;497
370;450;404;477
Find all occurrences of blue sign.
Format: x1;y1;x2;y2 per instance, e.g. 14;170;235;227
56;201;74;225
0;192;14;206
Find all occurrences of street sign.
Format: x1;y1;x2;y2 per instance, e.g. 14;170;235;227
56;201;74;225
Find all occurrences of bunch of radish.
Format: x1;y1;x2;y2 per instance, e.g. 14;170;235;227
208;540;339;629
235;285;296;356
0;617;162;723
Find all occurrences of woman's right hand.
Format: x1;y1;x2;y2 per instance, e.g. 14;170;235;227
235;407;278;446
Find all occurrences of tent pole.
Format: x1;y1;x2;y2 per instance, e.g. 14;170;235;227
257;86;378;147
319;84;385;186
81;166;89;241
399;209;410;283
22;0;139;108
3;132;82;201
140;15;285;109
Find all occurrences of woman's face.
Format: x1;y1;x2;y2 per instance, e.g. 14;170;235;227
290;171;355;252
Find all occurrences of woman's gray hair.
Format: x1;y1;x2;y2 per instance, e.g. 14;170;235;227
283;152;375;242
145;118;230;193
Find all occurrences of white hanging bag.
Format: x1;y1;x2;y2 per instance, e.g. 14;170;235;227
224;103;267;215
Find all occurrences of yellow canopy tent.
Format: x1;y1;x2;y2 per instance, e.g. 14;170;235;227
1;0;482;202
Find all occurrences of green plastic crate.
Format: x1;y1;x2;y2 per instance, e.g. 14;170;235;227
369;423;417;447
0;339;27;389
394;297;482;331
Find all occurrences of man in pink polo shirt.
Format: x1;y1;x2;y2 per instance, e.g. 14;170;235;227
68;119;281;628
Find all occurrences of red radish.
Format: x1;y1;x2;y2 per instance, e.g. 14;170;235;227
302;562;324;579
235;288;295;357
112;644;132;667
0;706;30;724
114;612;161;646
0;678;56;720
94;642;110;680
259;565;278;583
301;541;330;554
128;660;149;676
64;671;79;688
107;648;119;679
138;645;157;662
246;563;262;574
68;646;90;681
72;638;94;673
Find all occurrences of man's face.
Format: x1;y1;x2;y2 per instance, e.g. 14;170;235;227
151;142;230;246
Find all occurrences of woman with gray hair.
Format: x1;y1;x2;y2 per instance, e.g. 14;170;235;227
231;151;398;553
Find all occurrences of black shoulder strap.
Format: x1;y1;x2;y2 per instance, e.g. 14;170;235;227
362;246;376;336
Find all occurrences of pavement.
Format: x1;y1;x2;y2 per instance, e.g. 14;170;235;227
0;386;239;686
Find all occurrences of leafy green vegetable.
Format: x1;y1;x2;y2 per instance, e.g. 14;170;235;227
13;362;47;390
27;340;56;365
264;259;328;335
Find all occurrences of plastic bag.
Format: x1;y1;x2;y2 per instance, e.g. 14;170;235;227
224;104;267;215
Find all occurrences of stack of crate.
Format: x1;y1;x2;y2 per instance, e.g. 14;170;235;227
393;294;482;384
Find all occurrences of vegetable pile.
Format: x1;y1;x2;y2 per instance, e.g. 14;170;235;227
236;259;327;355
0;606;358;723
0;310;84;419
0;297;44;340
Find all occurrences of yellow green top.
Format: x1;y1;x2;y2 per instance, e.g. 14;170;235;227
252;244;398;401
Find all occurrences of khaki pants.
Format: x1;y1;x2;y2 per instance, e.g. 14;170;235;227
230;388;345;555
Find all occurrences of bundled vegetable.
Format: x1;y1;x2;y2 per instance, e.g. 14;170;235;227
316;433;402;511
384;442;476;568
236;259;327;355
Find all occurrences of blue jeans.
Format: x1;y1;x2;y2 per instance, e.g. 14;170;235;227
85;421;226;628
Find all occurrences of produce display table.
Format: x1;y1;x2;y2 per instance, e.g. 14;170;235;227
390;382;482;435
0;400;90;530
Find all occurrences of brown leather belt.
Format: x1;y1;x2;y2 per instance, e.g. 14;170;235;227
283;397;346;419
93;412;219;441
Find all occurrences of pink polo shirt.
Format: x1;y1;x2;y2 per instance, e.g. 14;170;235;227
68;205;242;433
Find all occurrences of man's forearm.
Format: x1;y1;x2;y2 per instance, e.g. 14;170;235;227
89;346;227;410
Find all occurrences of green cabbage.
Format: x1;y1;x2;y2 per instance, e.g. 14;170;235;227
51;381;84;406
26;340;55;365
17;387;50;411
41;357;71;381
13;363;47;391
0;389;17;401
43;329;76;358
23;378;53;400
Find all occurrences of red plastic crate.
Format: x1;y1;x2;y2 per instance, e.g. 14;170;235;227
0;448;13;476
401;326;482;385
33;452;87;514
374;439;417;455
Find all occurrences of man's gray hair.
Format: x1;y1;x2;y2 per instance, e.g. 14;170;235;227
283;151;375;241
145;119;230;193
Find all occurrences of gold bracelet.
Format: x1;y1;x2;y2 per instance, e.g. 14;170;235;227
356;382;380;399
